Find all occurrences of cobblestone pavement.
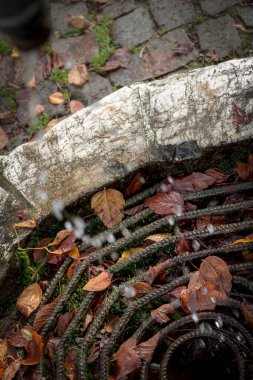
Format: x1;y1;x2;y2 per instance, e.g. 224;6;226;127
0;0;253;153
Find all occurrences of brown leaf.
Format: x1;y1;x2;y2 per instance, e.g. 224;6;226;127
68;14;92;29
133;281;153;295
33;295;60;331
48;231;76;255
69;100;85;114
117;247;142;263
237;154;253;180
232;103;251;126
56;310;75;338
241;301;253;327
68;246;80;260
91;189;125;228
0;339;8;367
145;233;172;243
101;48;132;72
170;172;217;193
49;92;65;105
83;271;112;291
68;64;89;86
104;315;119;333
113;337;140;380
33;237;52;262
64;351;78;380
204;168;229;184
124;204;146;216
144;191;184;216
175;238;193;255
7;329;29;348
151;304;174;323
22;331;43;365
169;286;187;299
82;310;93;334
0;127;9;149
16;284;42;317
196;215;224;230
200;256;232;297
87;342;101;364
34;104;45;115
136;332;160;362
125;174;144;198
13;220;36;229
144;259;171;285
45;336;60;364
2;360;21;380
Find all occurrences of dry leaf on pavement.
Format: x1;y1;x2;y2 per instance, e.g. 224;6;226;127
49;92;65;105
68;64;89;86
16;284;42;317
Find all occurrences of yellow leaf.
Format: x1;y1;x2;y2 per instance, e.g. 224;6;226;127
11;47;20;58
91;189;125;228
49;92;65;105
145;233;172;243
83;271;112;291
67;261;77;280
26;74;36;88
16;283;42;317
117;247;142;263
231;236;253;245
14;220;36;228
68;246;80;260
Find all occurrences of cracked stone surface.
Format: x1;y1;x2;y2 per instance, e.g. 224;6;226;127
197;15;242;58
110;28;198;87
102;0;136;19
199;0;239;16
236;6;253;28
149;0;195;32
111;7;156;47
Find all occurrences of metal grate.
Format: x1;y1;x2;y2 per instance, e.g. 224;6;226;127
30;181;253;379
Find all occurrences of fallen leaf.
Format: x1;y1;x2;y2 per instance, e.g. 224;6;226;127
16;283;42;317
47;230;76;255
144;259;171;285
68;64;89;86
7;328;30;348
33;237;52;262
196;215;224;230
200;256;232;297
56;310;75;337
133;281;153;295
11;47;20;58
64;351;78;380
68;246;80;260
101;48;132;73
83;271;112;291
46;118;60;129
136;332;160;362
66;260;80;280
21;328;33;341
144;191;184;216
204;167;228;184
145;233;172;243
113;337;140;380
13;220;36;228
124;204;146;216
45;335;60;364
0;339;8;367
0;127;9;149
2;360;21;380
68;14;92;29
231;234;253;245
91;189;125;228
232;103;251;126
241;301;253;327
49;92;65;105
151;304;174;323
82;310;93;333
117;247;142;263
233;23;247;32
175;238;193;255
169;286;187;299
34;104;45;115
104;315;119;333
87;342;101;363
26;74;36;88
33;295;60;331
69;100;85;114
236;154;253;180
22;331;43;365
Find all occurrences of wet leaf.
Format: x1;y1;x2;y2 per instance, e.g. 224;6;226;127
125;174;144;198
144;259;171;285
67;260;80;280
241;301;253;327
83;271;112;291
144;191;184;216
13;220;36;228
0;127;9;149
170;171;222;193
68;14;92;29
49;92;65;105
200;256;232;297
82;310;93;333
151;304;174;323
91;189;125;228
69;100;85;114
68;246;80;260
204;168;229;184
0;339;8;367
196;215;224;230
136;332;160;362
117;247;142;263
22;331;43;365
145;233;172;243
56;310;75;338
2;360;21;380
133;281;153;295
33;296;60;331
16;284;42;317
232;103;251;126
113;337;140;380
47;231;76;255
175;238;193;255
101;48;132;72
236;154;253;180
68;64;89;86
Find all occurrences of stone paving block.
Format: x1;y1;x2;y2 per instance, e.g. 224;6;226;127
197;15;242;59
199;0;239;15
0;56;14;88
51;32;99;68
50;1;89;36
102;0;136;19
110;28;198;87
111;7;156;47
236;6;253;27
69;72;112;105
149;0;195;32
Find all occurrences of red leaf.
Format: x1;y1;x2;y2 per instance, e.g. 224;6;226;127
204;167;229;184
124;204;146;216
133;281;153;295
144;259;171;285
125;174;144;198
200;256;232;297
33;295;60;331
175;238;193;255
136;332;160;362
171;172;217;193
144;191;184;216
232;103;251;126
91;189;125;228
16;284;42;317
48;231;76;255
45;336;60;364
56;310;75;337
82;310;93;333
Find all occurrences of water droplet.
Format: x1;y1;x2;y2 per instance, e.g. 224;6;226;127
106;232;115;243
52;200;64;221
192;239;201;251
91;237;103;248
211;297;216;304
198;339;206;349
175;205;183;217
201;286;208;295
72;216;86;239
191;312;199;323
207;224;215;234
38;170;48;183
64;220;72;231
36;190;48;202
236;333;243;341
219;334;225;342
121;227;131;238
110;251;119;261
215;316;223;328
232;308;240;318
199;322;212;334
122;286;136;298
160;183;168;192
140;176;145;184
167;176;174;184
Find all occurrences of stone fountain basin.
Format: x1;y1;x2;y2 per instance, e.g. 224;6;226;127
0;57;253;287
